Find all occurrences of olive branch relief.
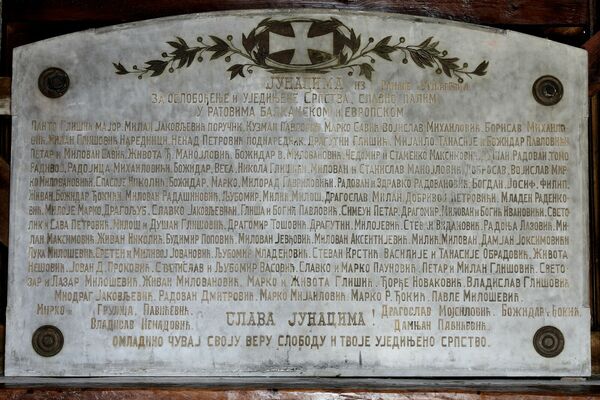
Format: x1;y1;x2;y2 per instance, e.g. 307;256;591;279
114;17;488;82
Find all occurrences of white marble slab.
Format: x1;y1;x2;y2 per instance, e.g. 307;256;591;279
5;9;590;376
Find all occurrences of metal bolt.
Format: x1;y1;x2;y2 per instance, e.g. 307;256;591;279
533;326;564;358
38;68;69;98
32;325;64;357
532;75;563;106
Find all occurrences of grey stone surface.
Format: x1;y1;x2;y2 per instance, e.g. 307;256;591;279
5;9;590;376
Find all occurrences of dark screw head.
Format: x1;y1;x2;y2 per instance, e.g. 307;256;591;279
532;75;563;106
533;326;564;358
38;68;69;98
32;325;64;357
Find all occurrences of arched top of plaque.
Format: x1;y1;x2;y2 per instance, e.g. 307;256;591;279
7;9;590;377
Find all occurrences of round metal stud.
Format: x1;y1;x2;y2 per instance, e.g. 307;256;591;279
38;68;69;98
532;75;563;106
32;325;64;357
533;326;564;358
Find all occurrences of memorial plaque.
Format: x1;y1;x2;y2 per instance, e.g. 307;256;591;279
6;10;590;376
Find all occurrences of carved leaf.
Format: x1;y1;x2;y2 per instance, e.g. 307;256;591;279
417;49;434;66
242;30;257;54
330;17;343;26
265;21;294;36
439;57;459;77
113;62;129;75
349;29;361;53
168;36;189;50
472;60;489;76
228;64;245;79
307;19;341;37
359;63;374;80
440;60;452;77
208;36;230;59
427;41;440;54
408;49;434;68
253;45;269;65
373;36;396;60
257;18;272;28
374;36;391;47
418;37;433;48
409;50;424;68
145;60;168;76
338;51;348;65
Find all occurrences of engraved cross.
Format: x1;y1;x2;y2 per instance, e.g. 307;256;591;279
269;22;333;65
